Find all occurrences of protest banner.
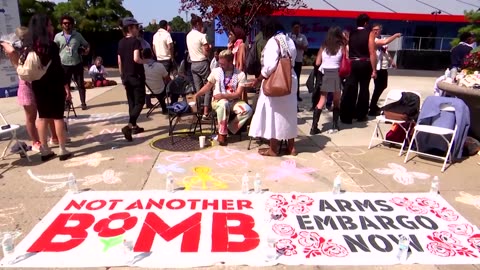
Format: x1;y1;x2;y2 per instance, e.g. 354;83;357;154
1;191;479;267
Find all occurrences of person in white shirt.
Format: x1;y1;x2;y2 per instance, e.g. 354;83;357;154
368;24;401;116
210;49;220;71
152;20;174;73
187;14;211;118
194;50;252;146
288;21;308;102
88;56;108;87
142;48;169;113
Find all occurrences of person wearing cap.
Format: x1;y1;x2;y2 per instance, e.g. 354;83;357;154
153;20;174;73
54;15;90;110
451;32;476;70
117;17;147;142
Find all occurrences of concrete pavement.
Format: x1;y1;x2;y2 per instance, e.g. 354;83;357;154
0;69;479;269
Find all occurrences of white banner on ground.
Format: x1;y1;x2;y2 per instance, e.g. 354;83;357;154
1;191;479;267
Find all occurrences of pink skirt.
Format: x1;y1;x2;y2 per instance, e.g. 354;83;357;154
17;79;36;106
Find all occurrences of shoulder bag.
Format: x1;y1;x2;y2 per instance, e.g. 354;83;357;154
262;37;292;97
338;46;351;78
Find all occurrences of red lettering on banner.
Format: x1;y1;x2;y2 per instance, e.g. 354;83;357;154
134;212;202;252
237;200;253;210
27;213;95;252
211;213;259;252
222;200;235;210
145;199;165;210
126;199;144;210
166;199;186;210
108;199;123;210
202;200;219;210
64;200;87;211
187;199;201;209
93;212;138;238
86;200;107;210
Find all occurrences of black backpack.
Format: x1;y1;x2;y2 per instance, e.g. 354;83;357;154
245;41;261;76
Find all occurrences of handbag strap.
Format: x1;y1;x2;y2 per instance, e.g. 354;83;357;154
274;36;291;60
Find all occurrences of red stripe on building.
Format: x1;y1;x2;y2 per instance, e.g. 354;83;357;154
273;9;467;23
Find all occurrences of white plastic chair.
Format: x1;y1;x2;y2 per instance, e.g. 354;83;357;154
368;89;421;156
404;104;457;172
0;113;30;161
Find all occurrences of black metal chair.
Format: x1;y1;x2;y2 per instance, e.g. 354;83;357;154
145;83;164;118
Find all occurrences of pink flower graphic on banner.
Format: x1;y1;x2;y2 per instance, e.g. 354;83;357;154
427;231;478;258
272;224;297;238
288;204;310;215
468;234;480;252
275;239;297;256
390;197;412;207
448;224;474;236
415;197;440;208
427;241;456;257
266;194;288;209
298;231;323;248
292;194;314;206
431;207;459;222
406;203;429;215
322;240;349;257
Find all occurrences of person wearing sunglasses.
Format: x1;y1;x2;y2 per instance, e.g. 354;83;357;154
54;15;90;110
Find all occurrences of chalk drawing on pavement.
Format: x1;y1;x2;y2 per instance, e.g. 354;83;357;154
334;172;373;189
374;163;430;185
69;112;128;126
265;160;316;182
0;231;22;241
64;153;114;168
182;166;238;190
155;163;186;175
126;155;152;164
80;169;123;186
0;204;25;228
456;192;480;210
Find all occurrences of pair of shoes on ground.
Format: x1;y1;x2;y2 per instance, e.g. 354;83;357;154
121;126;145;142
40;150;73;162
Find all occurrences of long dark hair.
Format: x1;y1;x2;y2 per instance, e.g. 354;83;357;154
23;13;52;51
264;19;285;40
323;26;344;55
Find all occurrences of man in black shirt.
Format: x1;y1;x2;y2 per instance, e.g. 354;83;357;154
451;32;475;69
117;17;146;141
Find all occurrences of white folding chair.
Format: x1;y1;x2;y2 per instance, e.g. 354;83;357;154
404;104;457;172
368;89;421;156
0;113;30;162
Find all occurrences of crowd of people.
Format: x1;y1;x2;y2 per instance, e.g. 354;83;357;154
0;12;404;161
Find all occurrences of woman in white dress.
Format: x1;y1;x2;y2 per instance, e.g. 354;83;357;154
249;21;298;156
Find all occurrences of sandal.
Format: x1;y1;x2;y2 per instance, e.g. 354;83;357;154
258;148;277;157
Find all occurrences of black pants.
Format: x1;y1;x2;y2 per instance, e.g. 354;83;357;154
294;61;302;99
63;63;86;105
124;77;146;127
159;60;172;74
370;69;388;111
340;60;372;122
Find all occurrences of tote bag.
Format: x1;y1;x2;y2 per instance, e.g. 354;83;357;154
263;37;292;97
338;46;351;78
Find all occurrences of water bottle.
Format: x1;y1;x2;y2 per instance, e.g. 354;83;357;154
2;233;14;257
67;173;79;194
430;176;439;195
253;173;262;193
332;176;342;194
166;172;174;192
241;173;249;194
444;68;451;78
4;90;9;98
396;234;410;262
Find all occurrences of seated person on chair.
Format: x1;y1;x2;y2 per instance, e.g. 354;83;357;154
194;50;252;146
142;48;170;113
88;56;109;87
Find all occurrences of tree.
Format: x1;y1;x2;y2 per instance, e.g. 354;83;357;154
19;0;57;26
452;10;480;49
180;0;306;34
169;16;190;33
52;0;133;32
144;22;160;33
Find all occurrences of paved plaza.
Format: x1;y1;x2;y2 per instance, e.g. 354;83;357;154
0;69;479;270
